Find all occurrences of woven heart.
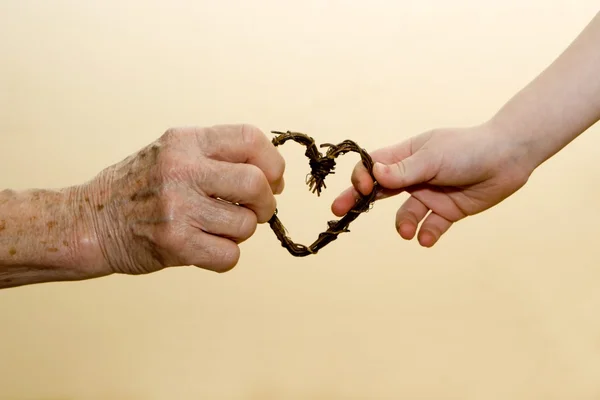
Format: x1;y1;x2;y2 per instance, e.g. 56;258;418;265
268;130;380;257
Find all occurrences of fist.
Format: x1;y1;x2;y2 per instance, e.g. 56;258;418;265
80;124;285;275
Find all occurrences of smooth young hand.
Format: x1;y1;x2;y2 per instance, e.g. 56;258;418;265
331;123;531;247
334;12;600;248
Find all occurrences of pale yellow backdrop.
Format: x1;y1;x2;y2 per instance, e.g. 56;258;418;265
1;1;600;399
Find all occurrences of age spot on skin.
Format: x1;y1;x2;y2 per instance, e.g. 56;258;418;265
47;221;56;229
130;189;156;202
97;204;105;211
63;240;69;247
0;220;5;232
47;248;59;252
9;247;16;256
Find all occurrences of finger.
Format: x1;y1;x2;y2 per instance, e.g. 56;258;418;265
331;186;360;217
182;230;241;273
191;197;258;243
199;159;276;223
196;124;286;193
395;195;429;240
349;140;416;194
332;140;417;213
409;185;467;223
274;177;285;195
417;212;453;248
153;222;241;273
373;149;437;190
330;185;404;217
350;161;374;196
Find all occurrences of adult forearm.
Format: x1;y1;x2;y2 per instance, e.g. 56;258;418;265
0;187;104;289
490;12;600;173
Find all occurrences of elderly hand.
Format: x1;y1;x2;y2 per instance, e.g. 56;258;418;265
78;124;285;275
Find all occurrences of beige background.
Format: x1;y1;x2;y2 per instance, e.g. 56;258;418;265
1;1;600;399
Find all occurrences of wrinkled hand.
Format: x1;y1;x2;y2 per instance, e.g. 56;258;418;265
331;123;533;247
80;124;285;275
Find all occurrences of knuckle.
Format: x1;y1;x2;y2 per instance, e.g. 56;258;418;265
160;127;181;144
424;225;441;239
197;125;233;159
393;160;407;177
396;206;416;222
156;129;195;174
242;165;269;199
272;155;286;182
395;217;402;233
197;125;216;145
235;208;258;241
240;123;265;148
256;197;276;224
395;212;408;231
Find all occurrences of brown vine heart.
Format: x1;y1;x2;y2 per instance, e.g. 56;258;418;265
268;130;380;257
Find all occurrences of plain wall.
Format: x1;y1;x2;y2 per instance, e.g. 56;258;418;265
1;1;600;398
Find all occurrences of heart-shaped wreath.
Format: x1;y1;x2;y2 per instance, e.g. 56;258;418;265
268;130;380;257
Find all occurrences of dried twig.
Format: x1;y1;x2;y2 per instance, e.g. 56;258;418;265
268;130;380;257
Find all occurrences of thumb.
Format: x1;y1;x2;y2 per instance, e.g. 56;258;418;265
373;151;433;189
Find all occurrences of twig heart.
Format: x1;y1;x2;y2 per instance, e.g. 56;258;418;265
268;130;380;257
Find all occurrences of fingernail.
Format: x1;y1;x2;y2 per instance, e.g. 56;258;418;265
374;162;389;175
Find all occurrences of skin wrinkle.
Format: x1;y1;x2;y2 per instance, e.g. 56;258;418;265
2;16;599;286
196;159;275;222
191;197;254;242
0;186;90;288
197;126;227;160
2;124;285;285
130;188;159;202
82;168;124;275
130;227;163;273
87;135;192;274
